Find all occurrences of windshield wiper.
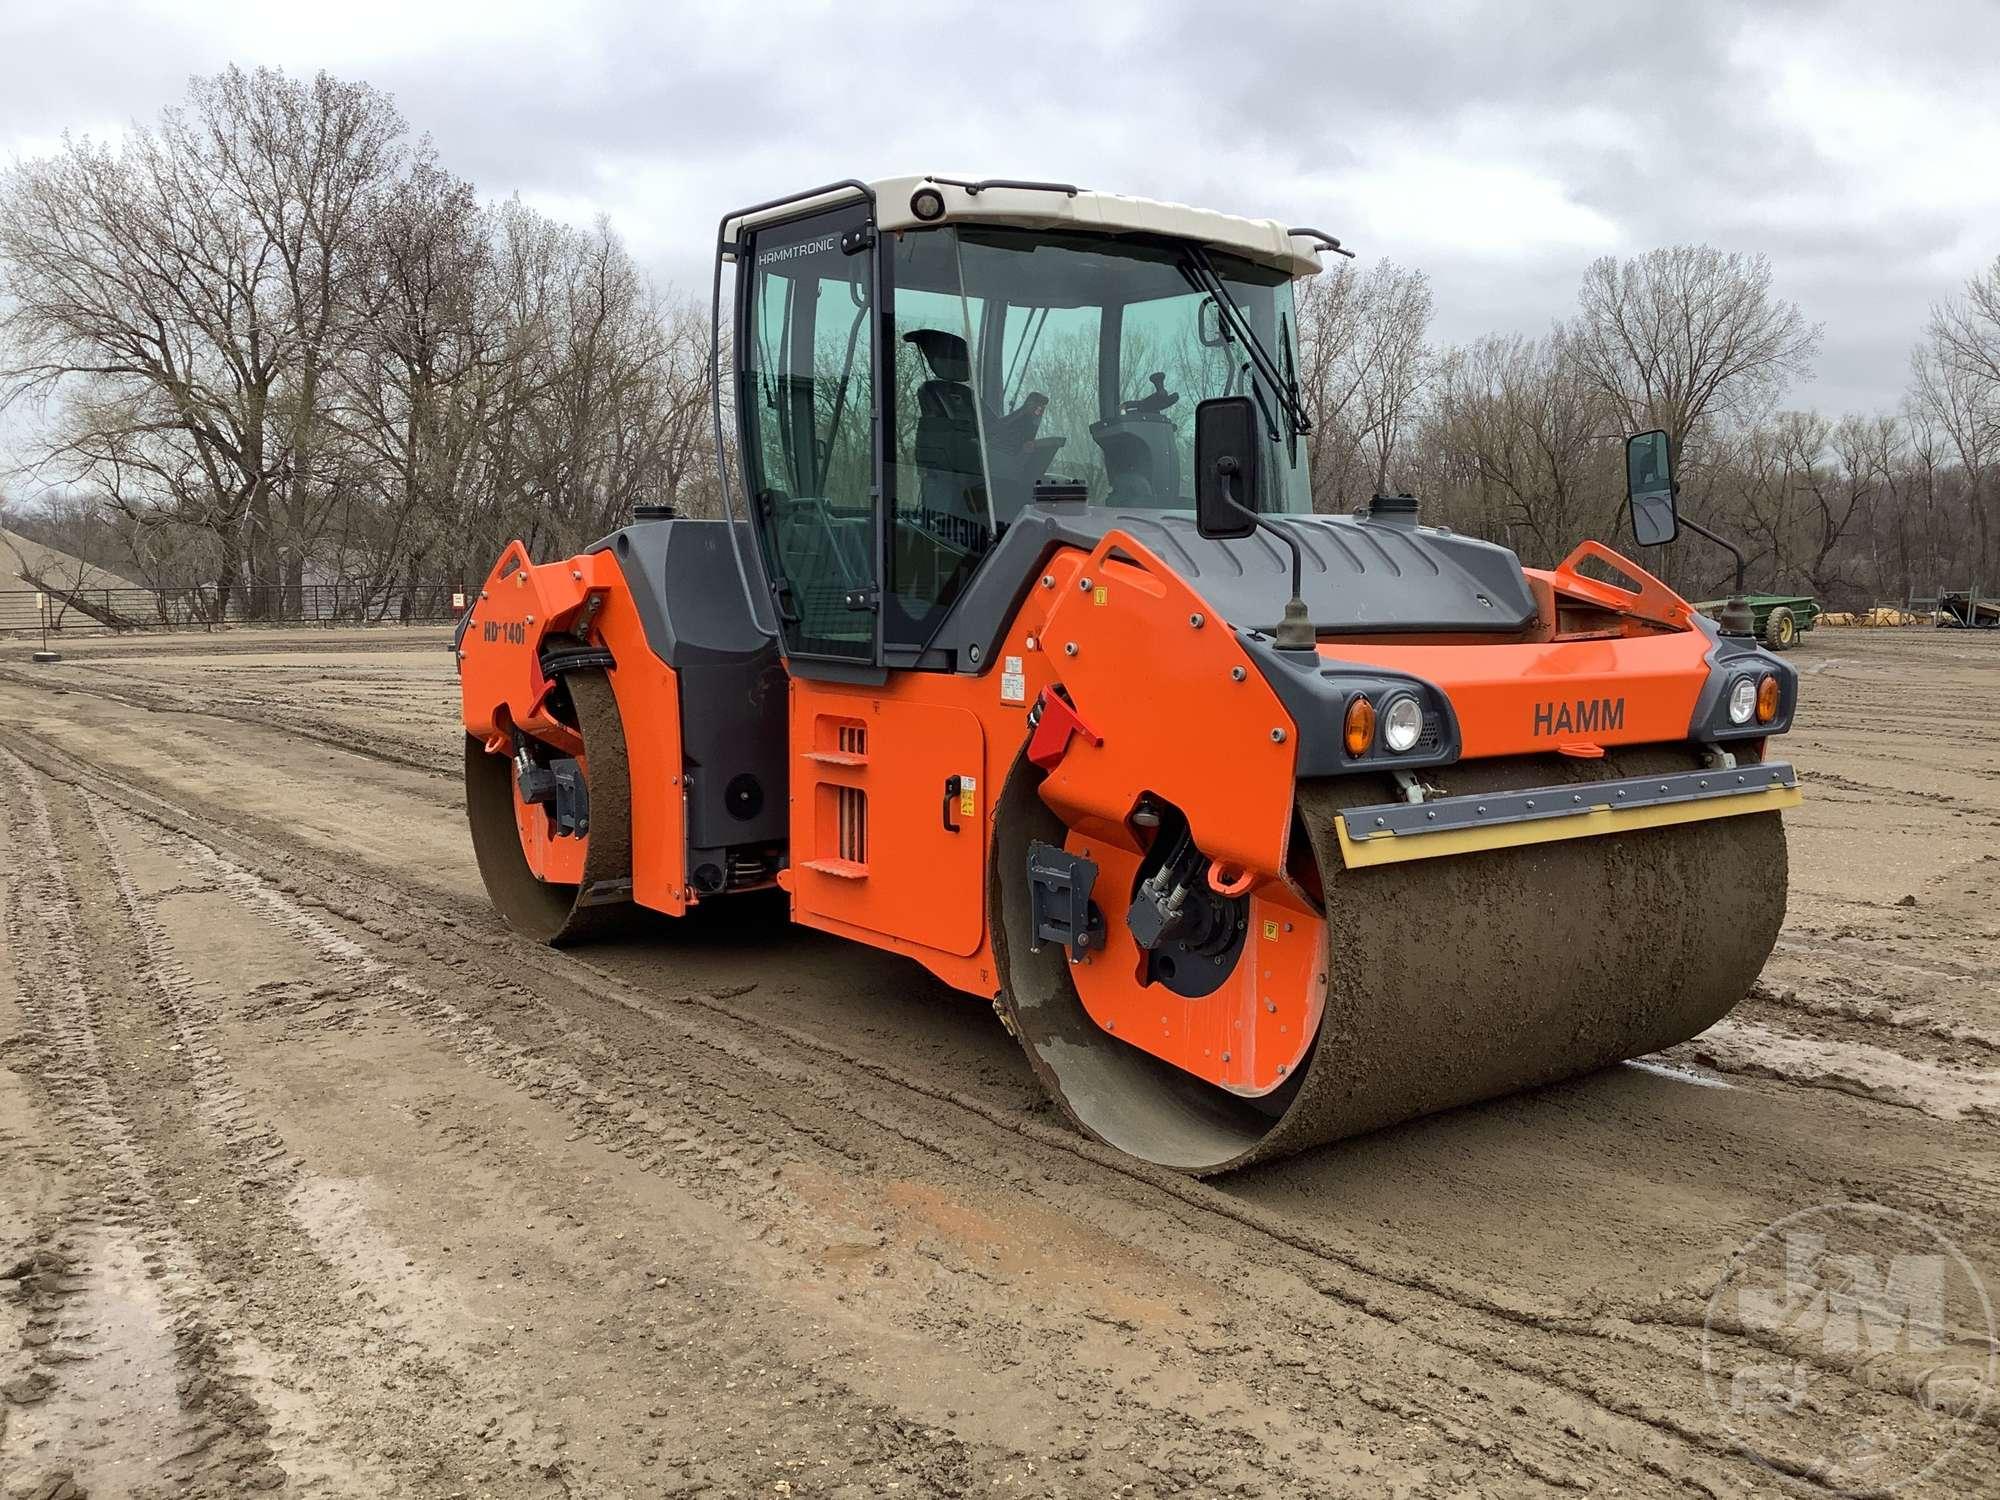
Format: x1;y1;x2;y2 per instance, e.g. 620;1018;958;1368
1178;246;1312;439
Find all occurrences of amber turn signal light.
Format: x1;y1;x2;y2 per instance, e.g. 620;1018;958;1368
1756;673;1780;725
1343;695;1377;756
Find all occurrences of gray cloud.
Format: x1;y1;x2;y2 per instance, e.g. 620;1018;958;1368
3;0;1996;421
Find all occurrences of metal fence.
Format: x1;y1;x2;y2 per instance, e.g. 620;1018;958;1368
1906;582;1996;628
1;580;470;635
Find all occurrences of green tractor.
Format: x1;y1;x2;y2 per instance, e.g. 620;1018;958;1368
1695;593;1820;651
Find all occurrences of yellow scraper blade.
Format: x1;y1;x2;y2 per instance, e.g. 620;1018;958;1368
1335;782;1802;869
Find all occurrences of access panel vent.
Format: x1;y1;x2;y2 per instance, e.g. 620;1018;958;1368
837;786;868;864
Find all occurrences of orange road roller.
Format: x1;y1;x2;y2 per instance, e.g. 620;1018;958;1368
458;176;1802;1174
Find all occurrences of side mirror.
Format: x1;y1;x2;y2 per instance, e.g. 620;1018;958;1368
1625;428;1678;546
1195;395;1259;540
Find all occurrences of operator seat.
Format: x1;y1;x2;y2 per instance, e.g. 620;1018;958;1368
905;329;987;543
1092;371;1182;506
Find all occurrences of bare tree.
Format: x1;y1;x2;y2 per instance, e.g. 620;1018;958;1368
1894;390;1958;597
337;153;495;595
191;67;405;608
654;294;724;517
1293;265;1368;503
3;65;1986;619
1763;411;1874;598
1295;260;1434;507
1926;254;2000;394
0;67;404;616
1354;263;1434;494
1424;330;1619;565
1569;246;1822;460
1912;259;1999;579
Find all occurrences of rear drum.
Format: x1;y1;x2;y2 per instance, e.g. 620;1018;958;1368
465;669;635;945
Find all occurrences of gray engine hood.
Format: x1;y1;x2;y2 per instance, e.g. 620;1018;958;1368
931;506;1537;669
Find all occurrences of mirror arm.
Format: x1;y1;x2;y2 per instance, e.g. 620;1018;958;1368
1626;431;1754;635
1217;458;1314;651
1677;512;1746;596
1676;509;1756;636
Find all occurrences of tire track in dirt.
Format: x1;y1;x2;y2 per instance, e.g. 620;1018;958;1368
0;630;451;662
209;875;1675;1491
73;793;1038;1497
1775;932;2000;988
144;791;1548;1496
71;789;607;1496
10;726;1688;1494
15;624;2000;1496
15;727;1995;1497
0;749;304;1496
1749;980;2000;1057
5;747;655;1495
0;664;446;777
41;779;1113;1494
1686;1020;2000;1126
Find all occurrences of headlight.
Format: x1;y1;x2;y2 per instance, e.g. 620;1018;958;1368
1382;694;1425;752
1728;676;1757;724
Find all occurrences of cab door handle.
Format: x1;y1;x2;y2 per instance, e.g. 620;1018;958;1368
941;775;962;833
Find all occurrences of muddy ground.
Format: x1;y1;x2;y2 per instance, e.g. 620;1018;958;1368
0;626;1995;1498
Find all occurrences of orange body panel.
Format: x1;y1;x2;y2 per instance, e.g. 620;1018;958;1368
780;553;1076;995
1326;542;1713;759
1326;628;1711;759
788;694;987;955
1540;540;1699;633
513;779;587;884
458;541;688;915
782;534;1307;1010
1031;533;1298;879
1064;831;1326;1095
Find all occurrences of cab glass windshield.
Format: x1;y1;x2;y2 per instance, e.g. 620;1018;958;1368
886;226;1310;635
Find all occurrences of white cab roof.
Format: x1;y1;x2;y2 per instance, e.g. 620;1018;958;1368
723;175;1334;279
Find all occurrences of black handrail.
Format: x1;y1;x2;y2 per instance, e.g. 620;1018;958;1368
1286;226;1357;259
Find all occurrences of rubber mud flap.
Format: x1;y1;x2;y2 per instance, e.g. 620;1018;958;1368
993;746;1787;1176
465;668;635;945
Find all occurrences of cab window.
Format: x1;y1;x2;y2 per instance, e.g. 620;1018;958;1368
740;206;876;661
992;299;1105;505
886;229;988;644
953;229;1311;517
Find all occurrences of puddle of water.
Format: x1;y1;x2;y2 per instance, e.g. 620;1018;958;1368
1624;1057;1733;1090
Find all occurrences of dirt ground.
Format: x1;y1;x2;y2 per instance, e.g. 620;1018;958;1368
0;625;1995;1498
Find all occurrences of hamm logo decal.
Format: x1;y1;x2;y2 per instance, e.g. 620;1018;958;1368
1533;697;1626;737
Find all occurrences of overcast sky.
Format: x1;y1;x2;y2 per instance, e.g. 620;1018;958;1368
4;0;1998;421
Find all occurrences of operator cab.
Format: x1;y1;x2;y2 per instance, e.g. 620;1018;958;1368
721;177;1334;674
